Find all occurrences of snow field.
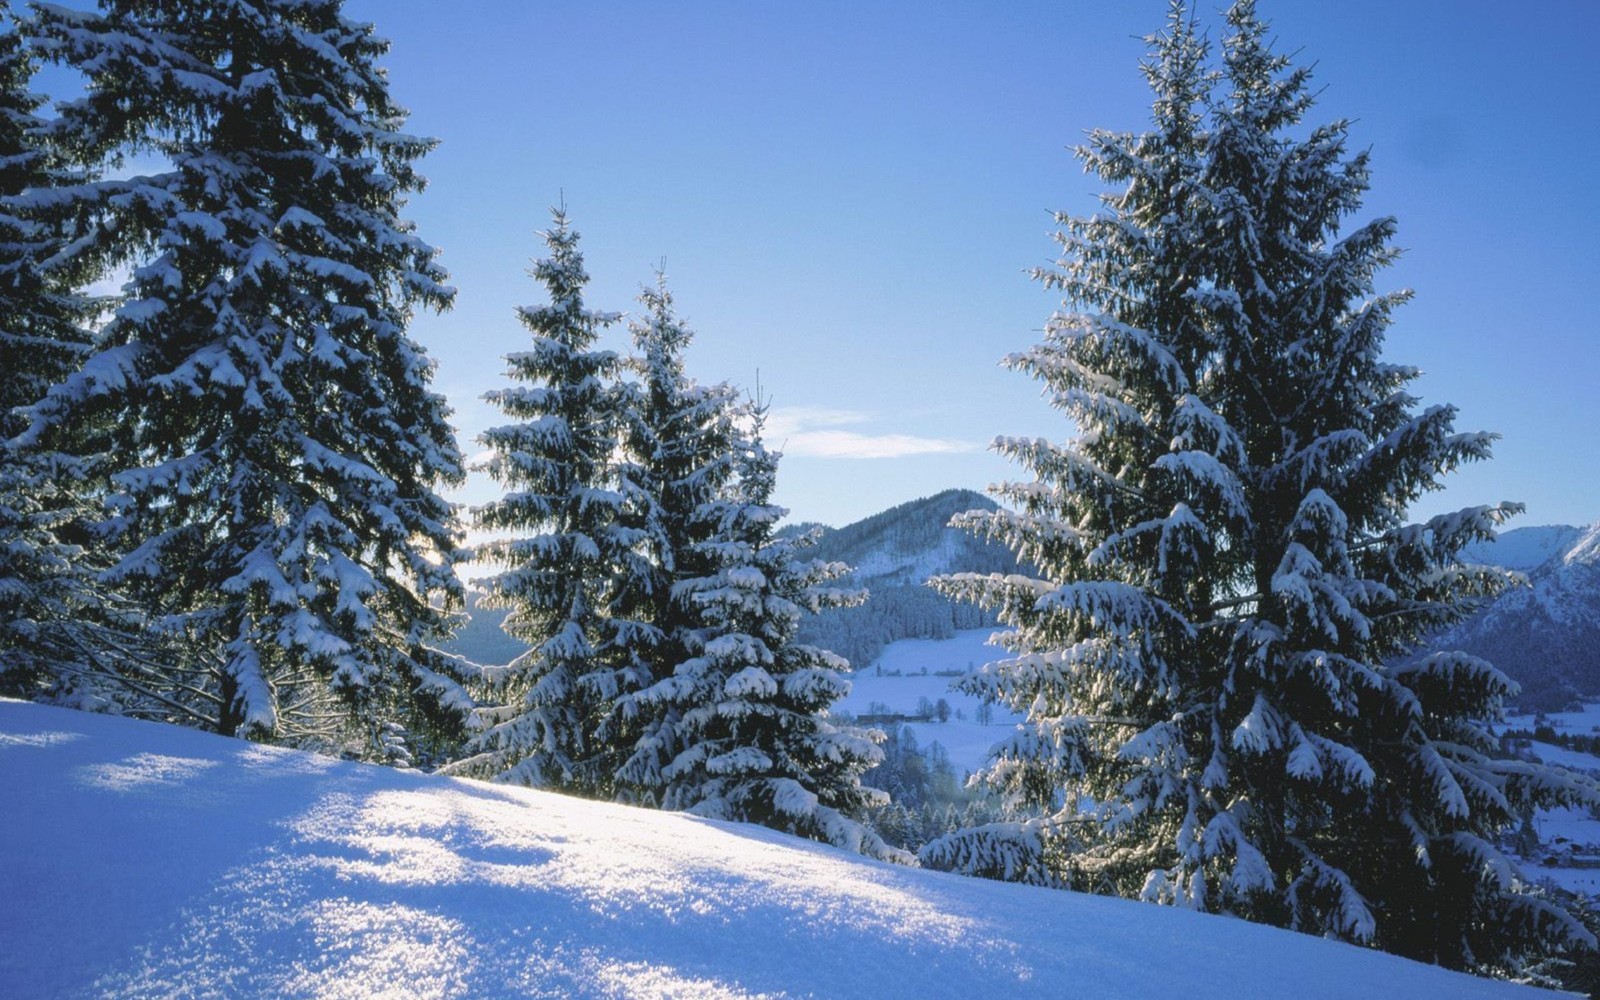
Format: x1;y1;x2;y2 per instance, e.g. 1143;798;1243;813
0;699;1555;999
840;630;1021;775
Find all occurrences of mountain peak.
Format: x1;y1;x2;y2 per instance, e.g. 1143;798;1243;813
806;488;1005;585
1430;519;1600;711
1462;524;1587;573
1563;522;1600;568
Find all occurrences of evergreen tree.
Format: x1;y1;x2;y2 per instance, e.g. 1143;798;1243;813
645;402;907;861
0;5;158;709
926;0;1598;971
0;6;86;435
448;208;637;793
20;0;469;759
0;4;86;697
613;272;739;801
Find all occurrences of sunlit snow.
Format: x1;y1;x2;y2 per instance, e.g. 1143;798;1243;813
0;699;1556;999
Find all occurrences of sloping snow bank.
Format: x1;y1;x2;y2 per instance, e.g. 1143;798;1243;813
0;700;1555;999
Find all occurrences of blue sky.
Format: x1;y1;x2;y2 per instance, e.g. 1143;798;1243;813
295;3;1600;528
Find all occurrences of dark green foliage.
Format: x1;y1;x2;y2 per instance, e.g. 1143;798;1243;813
20;0;468;757
861;725;1000;851
0;5;167;708
449;208;629;792
927;0;1600;974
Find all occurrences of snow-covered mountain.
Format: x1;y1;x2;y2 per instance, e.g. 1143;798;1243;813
0;699;1551;999
795;489;1020;671
1435;523;1600;710
444;500;1600;714
442;488;1020;671
1462;525;1589;574
804;488;1017;586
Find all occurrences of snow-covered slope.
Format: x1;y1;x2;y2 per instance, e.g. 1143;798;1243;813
838;629;1022;776
0;701;1556;998
796;489;1019;671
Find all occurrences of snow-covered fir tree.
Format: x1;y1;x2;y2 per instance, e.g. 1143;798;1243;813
925;0;1598;971
448;208;643;793
0;6;86;440
0;6;89;697
0;6;161;709
19;0;470;761
612;272;740;801
640;400;906;861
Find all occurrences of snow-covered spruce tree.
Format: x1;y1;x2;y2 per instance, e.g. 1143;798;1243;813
640;400;906;861
447;209;646;794
612;272;741;802
20;0;470;760
0;6;166;709
925;0;1598;970
0;7;86;437
0;6;97;699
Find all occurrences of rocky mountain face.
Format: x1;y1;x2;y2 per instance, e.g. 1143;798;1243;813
1432;523;1600;711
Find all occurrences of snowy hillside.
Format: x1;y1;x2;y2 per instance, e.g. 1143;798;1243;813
796;489;1020;672
0;700;1554;999
837;629;1022;776
805;488;1016;586
1433;522;1600;710
1500;703;1600;898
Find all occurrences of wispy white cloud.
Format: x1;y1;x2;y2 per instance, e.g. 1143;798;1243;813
764;407;873;434
765;407;978;460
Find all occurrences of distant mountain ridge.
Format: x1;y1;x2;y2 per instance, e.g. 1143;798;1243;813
440;488;1021;671
1434;522;1600;711
795;489;1022;670
441;500;1600;711
806;488;1017;582
1460;524;1587;573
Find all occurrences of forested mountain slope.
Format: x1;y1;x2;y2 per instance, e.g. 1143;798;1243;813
795;489;1020;671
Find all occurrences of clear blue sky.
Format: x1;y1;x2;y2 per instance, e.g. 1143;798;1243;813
356;2;1598;529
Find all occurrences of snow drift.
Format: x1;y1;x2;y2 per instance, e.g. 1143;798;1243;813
0;699;1556;998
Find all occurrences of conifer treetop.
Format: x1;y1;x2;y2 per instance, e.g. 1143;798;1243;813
926;0;1599;974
